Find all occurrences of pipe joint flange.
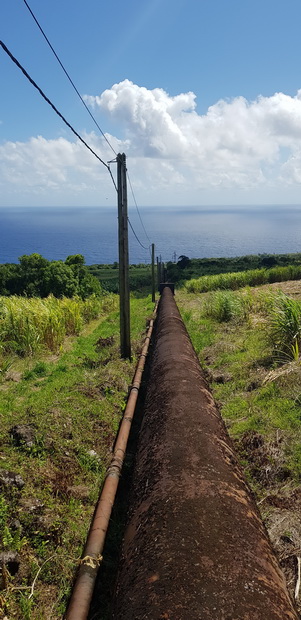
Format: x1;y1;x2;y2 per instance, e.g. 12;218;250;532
111;456;123;468
80;554;103;570
106;464;121;479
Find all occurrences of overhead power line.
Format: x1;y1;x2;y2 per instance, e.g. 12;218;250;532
22;0;117;157
127;217;149;251
21;1;155;249
0;40;117;191
127;170;152;245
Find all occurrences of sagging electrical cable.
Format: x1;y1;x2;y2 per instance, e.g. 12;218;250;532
22;0;117;157
0;40;117;192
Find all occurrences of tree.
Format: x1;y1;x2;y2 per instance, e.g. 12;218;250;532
177;255;191;269
166;262;179;282
43;262;78;298
0;264;21;295
79;273;102;299
0;253;101;299
65;254;85;267
18;253;49;296
261;255;277;268
65;254;101;298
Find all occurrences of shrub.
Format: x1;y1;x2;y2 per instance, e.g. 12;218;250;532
269;293;301;361
184;265;301;294
203;290;252;323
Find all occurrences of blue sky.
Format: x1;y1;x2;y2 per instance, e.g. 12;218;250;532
2;0;301;207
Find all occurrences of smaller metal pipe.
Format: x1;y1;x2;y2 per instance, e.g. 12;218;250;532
65;303;158;620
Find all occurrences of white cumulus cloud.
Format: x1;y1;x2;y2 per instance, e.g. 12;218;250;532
3;81;301;205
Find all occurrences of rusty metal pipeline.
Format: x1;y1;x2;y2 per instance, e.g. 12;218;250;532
111;287;298;620
65;303;158;620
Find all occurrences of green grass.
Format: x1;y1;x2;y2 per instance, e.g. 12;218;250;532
0;293;155;619
177;284;301;486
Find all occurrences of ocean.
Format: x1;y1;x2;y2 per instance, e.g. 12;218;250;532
1;205;301;265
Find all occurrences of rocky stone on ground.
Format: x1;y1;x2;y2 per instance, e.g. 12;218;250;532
0;470;25;489
0;551;20;575
95;335;114;349
10;518;22;531
86;449;99;458
208;370;233;383
19;497;44;513
10;424;36;448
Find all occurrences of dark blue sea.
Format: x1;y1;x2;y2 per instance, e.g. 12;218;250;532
0;205;301;265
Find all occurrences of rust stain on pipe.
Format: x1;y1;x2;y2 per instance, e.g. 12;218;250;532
111;287;298;620
65;303;158;620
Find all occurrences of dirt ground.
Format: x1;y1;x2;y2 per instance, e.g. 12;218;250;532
253;280;301;299
234;429;301;616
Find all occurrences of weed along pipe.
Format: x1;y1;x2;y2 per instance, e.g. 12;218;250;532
111;287;298;620
65;304;158;620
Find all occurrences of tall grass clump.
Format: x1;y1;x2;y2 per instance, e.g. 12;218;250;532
0;294;112;356
268;293;301;361
203;290;252;323
185;264;301;294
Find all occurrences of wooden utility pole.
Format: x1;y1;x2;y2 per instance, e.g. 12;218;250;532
156;256;160;290
159;254;163;284
151;243;155;302
117;153;131;359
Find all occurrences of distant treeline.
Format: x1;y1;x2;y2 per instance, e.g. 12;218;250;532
2;252;301;298
0;253;101;298
88;253;301;293
166;253;301;284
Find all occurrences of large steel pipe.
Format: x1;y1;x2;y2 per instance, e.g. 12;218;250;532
111;287;298;620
